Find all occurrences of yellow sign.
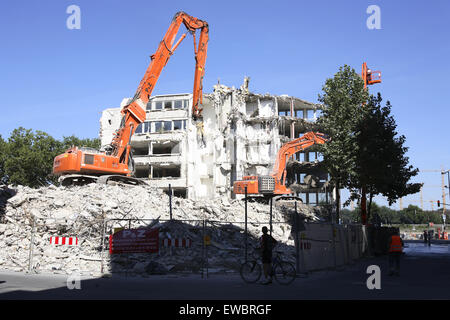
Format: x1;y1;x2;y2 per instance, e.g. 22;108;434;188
114;227;124;234
204;235;211;245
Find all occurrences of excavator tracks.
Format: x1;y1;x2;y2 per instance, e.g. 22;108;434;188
59;174;147;187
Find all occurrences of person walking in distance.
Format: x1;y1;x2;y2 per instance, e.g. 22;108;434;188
260;226;278;285
388;230;404;276
423;230;428;246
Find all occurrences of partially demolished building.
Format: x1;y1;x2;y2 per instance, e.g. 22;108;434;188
100;79;331;204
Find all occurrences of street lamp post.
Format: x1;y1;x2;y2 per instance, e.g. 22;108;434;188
444;170;450;200
442;170;449;232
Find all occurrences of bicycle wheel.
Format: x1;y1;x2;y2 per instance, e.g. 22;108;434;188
240;261;262;284
273;261;296;285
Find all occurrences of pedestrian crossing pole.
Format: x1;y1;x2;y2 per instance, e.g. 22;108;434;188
441;168;446;216
420;187;424;211
169;184;173;220
294;201;300;275
269;197;273;236
245;186;248;262
441;169;449;234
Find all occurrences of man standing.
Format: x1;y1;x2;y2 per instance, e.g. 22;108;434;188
388;230;404;276
260;226;278;285
423;230;428;245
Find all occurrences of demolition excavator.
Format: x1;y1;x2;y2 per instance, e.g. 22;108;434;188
53;12;209;186
233;131;329;199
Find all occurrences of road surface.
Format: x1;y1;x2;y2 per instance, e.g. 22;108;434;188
0;242;449;299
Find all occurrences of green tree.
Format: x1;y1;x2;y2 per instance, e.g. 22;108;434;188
0;135;6;180
377;205;398;224
340;208;358;224
398;205;427;224
318;65;421;224
341;202;387;225
3;128;61;187
337;202;446;226
349;93;421;222
367;202;382;225
398;205;421;224
61;135;100;150
317;65;368;221
426;211;444;224
1;128;100;187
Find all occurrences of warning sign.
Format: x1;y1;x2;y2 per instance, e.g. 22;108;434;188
109;228;159;254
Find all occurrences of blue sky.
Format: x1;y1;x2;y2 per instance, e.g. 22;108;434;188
0;0;449;210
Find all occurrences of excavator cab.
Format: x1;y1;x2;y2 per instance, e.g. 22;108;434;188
233;176;276;195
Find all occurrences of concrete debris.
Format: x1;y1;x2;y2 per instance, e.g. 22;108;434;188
0;184;323;275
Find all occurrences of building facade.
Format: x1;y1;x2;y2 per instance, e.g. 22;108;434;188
100;79;331;203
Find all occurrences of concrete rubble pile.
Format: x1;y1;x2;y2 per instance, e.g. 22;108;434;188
0;183;323;276
0;183;15;214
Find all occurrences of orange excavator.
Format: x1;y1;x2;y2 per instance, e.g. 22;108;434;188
233;132;329;197
53;12;209;186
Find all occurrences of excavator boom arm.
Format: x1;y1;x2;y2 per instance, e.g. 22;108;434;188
272;132;329;185
110;12;209;166
232;131;329;196
133;11;209;115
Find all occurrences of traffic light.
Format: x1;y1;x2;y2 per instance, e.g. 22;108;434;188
437;200;440;207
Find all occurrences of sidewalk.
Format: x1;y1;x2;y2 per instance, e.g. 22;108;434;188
0;242;449;299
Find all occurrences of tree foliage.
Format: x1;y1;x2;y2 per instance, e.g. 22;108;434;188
2;128;61;187
317;65;369;220
61;135;100;150
317;65;421;222
0;135;6;180
317;65;368;183
341;203;445;225
0;127;100;187
349;93;421;219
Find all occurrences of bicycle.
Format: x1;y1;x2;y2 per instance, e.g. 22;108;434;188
240;246;296;285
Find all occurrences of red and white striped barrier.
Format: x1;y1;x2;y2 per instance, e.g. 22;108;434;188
163;238;191;248
49;236;78;246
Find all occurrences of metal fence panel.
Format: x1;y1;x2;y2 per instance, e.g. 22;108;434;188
104;218;206;276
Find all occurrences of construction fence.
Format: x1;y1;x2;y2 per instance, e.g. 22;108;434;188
13;215;371;277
